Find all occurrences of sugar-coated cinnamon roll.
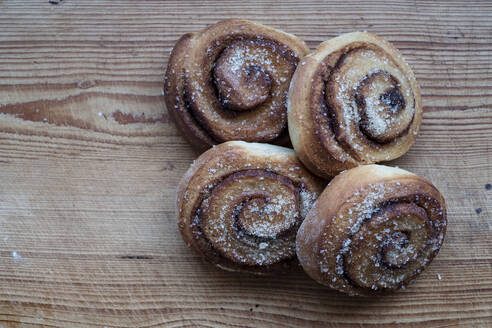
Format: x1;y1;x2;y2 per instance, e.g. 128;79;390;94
288;32;422;178
165;19;310;151
296;165;446;296
177;141;324;274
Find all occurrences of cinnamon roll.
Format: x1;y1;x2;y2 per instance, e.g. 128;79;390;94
296;165;447;295
177;141;324;274
288;32;422;178
165;19;310;151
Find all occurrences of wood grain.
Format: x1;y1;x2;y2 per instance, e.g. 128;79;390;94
0;0;491;327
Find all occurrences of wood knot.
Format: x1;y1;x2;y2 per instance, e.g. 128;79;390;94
77;79;96;89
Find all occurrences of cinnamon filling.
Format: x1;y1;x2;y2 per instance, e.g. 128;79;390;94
334;200;438;292
184;37;299;143
235;195;297;239
355;71;409;143
311;44;417;162
193;170;302;266
214;41;273;111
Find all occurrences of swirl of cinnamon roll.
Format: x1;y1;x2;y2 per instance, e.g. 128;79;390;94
288;32;422;178
296;165;447;295
177;141;324;275
165;19;310;151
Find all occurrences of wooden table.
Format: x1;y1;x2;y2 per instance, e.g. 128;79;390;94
0;1;491;327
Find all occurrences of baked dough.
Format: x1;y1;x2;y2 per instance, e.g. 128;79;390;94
296;164;446;295
177;141;325;274
288;32;422;178
165;19;310;151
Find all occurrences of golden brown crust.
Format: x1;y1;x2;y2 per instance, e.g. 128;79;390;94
165;19;310;150
296;164;447;296
164;33;216;152
177;141;325;275
288;32;422;178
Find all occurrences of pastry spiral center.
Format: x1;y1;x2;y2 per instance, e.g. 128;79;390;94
355;71;409;143
321;47;416;155
201;170;300;265
214;41;272;111
341;202;432;290
381;88;405;113
381;231;413;268
237;196;296;238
